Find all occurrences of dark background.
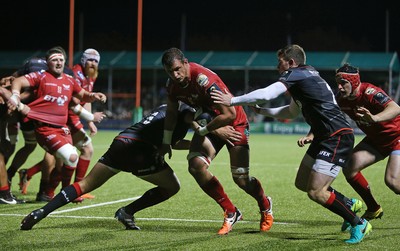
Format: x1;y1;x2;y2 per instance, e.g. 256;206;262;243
1;0;399;123
2;0;399;53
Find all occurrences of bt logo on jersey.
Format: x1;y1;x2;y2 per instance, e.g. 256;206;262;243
43;94;68;106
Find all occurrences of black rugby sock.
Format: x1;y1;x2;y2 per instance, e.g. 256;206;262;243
124;187;170;215
41;185;79;216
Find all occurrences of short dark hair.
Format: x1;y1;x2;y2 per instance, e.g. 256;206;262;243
45;46;67;61
277;44;306;65
162;47;186;67
336;63;359;74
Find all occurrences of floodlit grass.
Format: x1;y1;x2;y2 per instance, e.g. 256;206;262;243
1;131;399;250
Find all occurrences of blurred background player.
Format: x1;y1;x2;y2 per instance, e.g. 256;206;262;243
7;46;107;203
68;48;103;200
16;51;105;201
20;103;241;230
2;57;74;196
0;86;20;204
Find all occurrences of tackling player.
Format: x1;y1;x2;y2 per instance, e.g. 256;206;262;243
20;103;241;230
211;44;371;244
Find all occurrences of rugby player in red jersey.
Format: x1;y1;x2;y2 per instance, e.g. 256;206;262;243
159;47;273;235
67;48;105;200
298;64;400;227
7;46;106;201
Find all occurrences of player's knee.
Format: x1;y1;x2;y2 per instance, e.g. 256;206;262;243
307;190;318;202
162;171;181;196
80;143;94;158
187;152;210;175
75;134;92;151
69;153;78;164
307;189;324;204
384;176;400;194
22;130;37;146
56;144;79;167
294;179;307;192
231;166;249;188
167;181;180;196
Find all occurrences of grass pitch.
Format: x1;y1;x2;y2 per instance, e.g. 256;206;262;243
1;131;399;250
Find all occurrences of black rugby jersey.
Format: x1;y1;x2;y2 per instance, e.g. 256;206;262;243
119;104;195;147
279;65;351;138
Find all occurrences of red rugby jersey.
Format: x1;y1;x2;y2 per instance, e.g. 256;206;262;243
24;71;83;126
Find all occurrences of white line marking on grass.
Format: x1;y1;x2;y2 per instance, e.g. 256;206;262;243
1;213;294;225
1;197;296;225
50;196;141;214
0;214;299;225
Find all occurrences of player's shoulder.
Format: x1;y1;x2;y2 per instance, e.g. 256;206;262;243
64;73;75;80
360;83;384;97
280;65;319;82
361;82;391;103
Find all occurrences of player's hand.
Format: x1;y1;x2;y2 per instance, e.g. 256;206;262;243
7;94;20;111
93;92;107;103
355;106;374;123
159;144;172;159
18;103;30;116
93;112;106;123
212;126;241;146
210;89;233;106
88;121;98;136
297;136;313;147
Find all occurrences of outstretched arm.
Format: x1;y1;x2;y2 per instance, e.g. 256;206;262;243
252;98;301;119
75;89;107;104
211;81;287;106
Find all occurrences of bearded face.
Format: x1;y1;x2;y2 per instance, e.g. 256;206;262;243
84;59;99;79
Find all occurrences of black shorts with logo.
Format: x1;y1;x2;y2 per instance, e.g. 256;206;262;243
306;130;354;168
98;135;165;176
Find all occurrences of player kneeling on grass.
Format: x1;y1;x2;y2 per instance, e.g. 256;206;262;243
20;102;242;230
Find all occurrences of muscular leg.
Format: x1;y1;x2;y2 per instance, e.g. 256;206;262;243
40;162;116;216
385;153;400;194
0;152;16;203
0;154;8;188
73;130;94;183
187;134;236;213
229;145;270;211
44;157;62;197
55;143;79;189
124;165;180;215
295;154;313;192
7;129;37;179
37;153;56;197
307;160;361;227
343;143;381;211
